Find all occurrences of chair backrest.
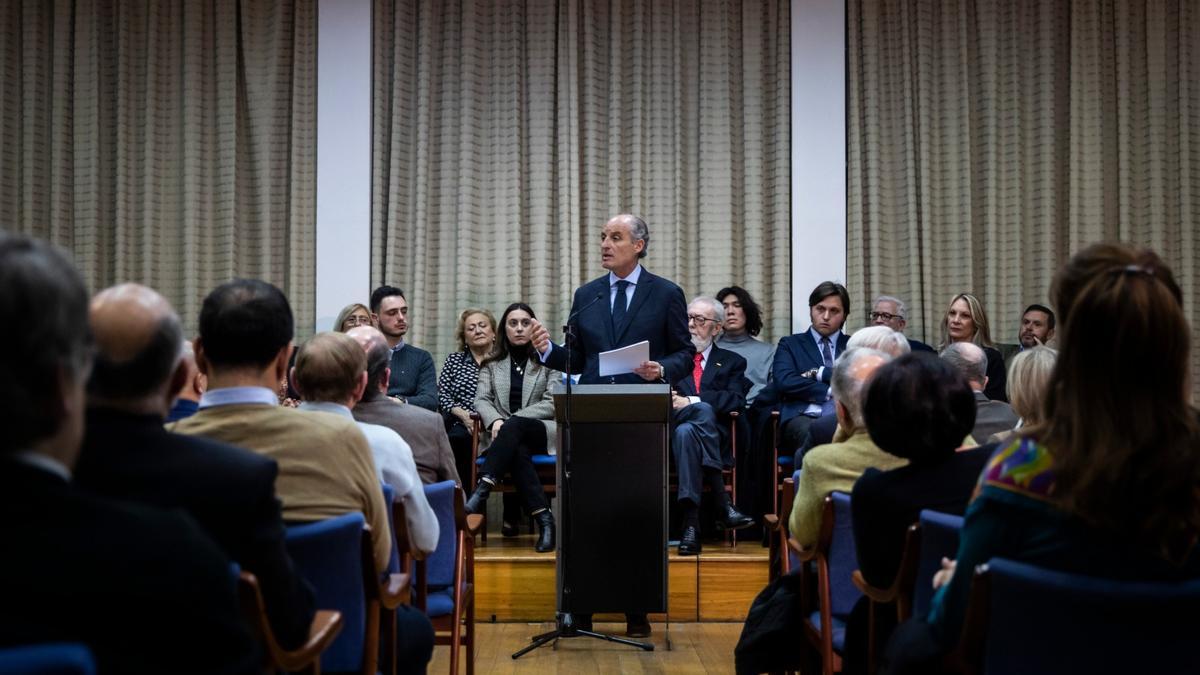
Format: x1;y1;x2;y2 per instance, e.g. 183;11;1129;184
0;644;95;675
423;480;458;588
827;491;860;618
914;510;963;617
285;512;369;673
381;483;400;574
980;557;1200;674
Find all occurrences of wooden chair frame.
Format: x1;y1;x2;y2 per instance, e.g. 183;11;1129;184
236;571;344;675
787;495;842;675
412;486;483;675
764;474;797;581
380;498;418;675
851;523;922;675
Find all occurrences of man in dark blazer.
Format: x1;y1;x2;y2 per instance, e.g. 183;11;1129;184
371;285;439;410
0;236;258;675
531;214;693;386
529;213;694;638
669;296;755;555
73;283;317;649
773;281;852;455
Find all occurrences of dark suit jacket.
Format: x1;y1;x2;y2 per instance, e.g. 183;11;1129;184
74;408;316;649
850;444;994;588
982;346;1008;402
908;338;936;353
971;390;1019;441
0;458;259;674
545;267;694;384
771;329;850;424
673;345;750;458
387;344;439;410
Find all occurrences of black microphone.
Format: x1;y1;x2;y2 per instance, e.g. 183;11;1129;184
566;291;606;325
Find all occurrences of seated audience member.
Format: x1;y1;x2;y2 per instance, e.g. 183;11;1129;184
870;295;935;352
0;236;257;674
715;286;775;404
335;302;374;332
464;303;561;552
667;296;755;555
774;282;852;456
166;339;206;422
439;307;497;490
937;293;1008;401
75;283;316;650
794;326;911;464
843;353;992;674
371;285;438;410
167;279;394;577
886;243;1200;674
294;332;438;557
996;303;1056;363
940;342;1018;442
347;326;461;485
989;345;1057;443
788;347;903;547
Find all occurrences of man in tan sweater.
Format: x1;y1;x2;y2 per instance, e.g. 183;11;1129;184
168;279;392;574
788;347;906;546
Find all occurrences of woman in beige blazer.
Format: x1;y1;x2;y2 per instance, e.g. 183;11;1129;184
464;302;560;552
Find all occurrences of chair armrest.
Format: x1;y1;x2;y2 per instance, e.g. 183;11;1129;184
465;513;484;536
238;571;345;673
763;514;780;531
787;536;818;563
379;572;411;610
852;570;897;603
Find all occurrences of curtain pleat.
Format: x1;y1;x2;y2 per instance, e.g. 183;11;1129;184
0;0;316;336
373;0;791;364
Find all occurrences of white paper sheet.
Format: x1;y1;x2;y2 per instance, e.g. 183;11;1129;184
598;340;650;377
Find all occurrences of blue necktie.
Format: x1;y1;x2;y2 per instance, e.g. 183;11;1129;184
612;280;629;329
820;336;834;368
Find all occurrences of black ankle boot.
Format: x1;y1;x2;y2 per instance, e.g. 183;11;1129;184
464;478;493;514
534;510;555;553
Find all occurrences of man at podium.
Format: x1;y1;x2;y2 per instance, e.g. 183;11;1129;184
530;213;693;638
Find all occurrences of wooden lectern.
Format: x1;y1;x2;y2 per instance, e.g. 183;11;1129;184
552;383;672;615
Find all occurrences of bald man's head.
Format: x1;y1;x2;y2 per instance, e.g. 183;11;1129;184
88;283;184;405
347;325;392;395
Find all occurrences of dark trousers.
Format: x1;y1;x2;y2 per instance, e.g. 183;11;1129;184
394;604;435;675
478;416;549;513
442;412;475;487
780;414;817;466
671;402;724;505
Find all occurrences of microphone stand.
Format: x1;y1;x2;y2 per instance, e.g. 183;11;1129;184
513;303;653;658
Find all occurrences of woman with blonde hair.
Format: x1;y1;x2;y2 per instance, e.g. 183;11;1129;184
988;346;1057;442
438;308;497;484
333;303;373;332
938;293;1007;401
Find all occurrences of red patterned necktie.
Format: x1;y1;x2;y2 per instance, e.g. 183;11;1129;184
692;352;704;393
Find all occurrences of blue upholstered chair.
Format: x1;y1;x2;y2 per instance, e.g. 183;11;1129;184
788;491;860;675
0;644;94;675
413;481;480;675
913;510;963;618
285;512;379;675
956;557;1200;674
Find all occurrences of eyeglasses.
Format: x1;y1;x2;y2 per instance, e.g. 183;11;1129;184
687;314;719;326
343;315;372;326
869;312;901;322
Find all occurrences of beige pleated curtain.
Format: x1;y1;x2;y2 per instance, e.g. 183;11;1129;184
373;0;792;362
0;0;317;336
848;0;1200;394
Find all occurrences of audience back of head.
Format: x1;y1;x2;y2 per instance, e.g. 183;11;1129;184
1005;346;1056;424
864;353;976;462
293;332;368;403
199;278;293;369
830;347;891;429
88;284;185;411
847;325;911;358
939;341;987;388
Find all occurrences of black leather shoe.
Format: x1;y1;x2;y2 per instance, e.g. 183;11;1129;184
678;525;701;556
463;479;493;514
534;510;555;553
717;503;755;531
625;614;652;638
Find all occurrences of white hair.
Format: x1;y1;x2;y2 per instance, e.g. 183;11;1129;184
688;296;725;324
872;295;908;321
830;347;892;429
846;326;911;357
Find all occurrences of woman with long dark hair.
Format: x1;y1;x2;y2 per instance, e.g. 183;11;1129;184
464;302;561;552
886;243;1200;673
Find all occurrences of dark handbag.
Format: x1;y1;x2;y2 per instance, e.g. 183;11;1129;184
734;572;806;674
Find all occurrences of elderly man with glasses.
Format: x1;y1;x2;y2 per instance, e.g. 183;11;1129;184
869;295;935;353
667;296;755;555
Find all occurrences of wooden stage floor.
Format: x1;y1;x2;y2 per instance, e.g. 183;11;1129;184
475;532;768;623
430;621;743;674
